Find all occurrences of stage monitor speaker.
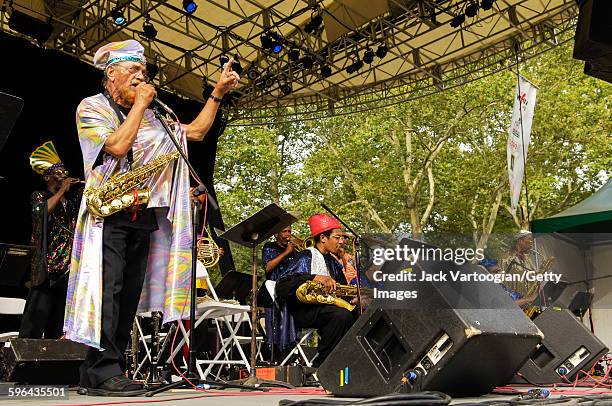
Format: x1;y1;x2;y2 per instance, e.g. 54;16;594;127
513;307;608;384
584;56;612;84
0;338;88;385
573;0;612;62
317;239;542;397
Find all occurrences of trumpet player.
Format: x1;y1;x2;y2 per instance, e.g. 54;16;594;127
19;141;82;340
276;214;356;367
261;226;299;361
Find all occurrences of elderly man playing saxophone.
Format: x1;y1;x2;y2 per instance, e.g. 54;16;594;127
65;40;238;396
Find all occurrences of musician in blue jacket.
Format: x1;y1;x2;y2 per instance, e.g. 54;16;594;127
275;214;355;366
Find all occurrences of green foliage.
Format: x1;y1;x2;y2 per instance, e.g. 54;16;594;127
214;41;611;272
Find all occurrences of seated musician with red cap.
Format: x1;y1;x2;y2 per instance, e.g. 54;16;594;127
275;214;356;367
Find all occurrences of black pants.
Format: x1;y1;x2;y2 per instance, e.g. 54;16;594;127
19;276;68;339
79;215;155;388
291;305;355;366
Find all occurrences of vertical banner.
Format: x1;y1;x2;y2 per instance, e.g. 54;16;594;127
507;75;537;214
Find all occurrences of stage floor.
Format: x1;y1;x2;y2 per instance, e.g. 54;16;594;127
1;386;611;406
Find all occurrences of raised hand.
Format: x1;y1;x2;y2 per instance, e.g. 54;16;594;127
61;177;80;192
214;58;240;96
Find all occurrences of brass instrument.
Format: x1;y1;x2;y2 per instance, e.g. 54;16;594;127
522;256;556;318
84;151;180;218
197;230;222;268
288;235;314;251
296;280;360;312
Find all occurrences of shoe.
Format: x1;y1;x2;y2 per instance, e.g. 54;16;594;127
79;375;146;397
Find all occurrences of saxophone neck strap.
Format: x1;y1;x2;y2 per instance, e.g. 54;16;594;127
103;91;134;168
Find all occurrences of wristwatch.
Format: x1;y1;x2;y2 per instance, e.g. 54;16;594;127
208;94;223;103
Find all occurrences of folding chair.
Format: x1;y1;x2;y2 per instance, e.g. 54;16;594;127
0;297;26;342
168;263;262;380
264;280;319;367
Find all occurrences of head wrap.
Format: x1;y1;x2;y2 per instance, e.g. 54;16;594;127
93;40;145;71
29;141;65;176
514;229;532;240
308;214;342;237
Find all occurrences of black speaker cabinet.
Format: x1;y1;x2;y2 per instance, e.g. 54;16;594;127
513;307;608;384
573;0;612;61
0;339;88;385
318;239;542;397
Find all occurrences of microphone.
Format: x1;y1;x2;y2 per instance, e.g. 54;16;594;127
151;97;173;114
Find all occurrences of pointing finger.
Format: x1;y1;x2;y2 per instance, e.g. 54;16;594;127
223;57;235;75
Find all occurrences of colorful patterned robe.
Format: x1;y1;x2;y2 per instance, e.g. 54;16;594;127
64;93;192;349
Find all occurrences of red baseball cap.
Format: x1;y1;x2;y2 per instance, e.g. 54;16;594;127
308;214;342;237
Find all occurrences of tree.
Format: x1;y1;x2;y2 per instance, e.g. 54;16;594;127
214;40;611;263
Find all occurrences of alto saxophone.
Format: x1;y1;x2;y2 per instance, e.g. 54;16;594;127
296;280;360;312
84;151;180;218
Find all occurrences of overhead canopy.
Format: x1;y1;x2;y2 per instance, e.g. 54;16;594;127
531;179;612;234
0;0;577;123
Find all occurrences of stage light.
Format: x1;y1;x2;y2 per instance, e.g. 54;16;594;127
264;75;275;88
7;9;53;44
288;48;300;61
305;13;323;34
346;57;363;74
146;62;159;81
272;43;283;54
465;2;479;18
280;83;292;95
260;34;272;49
481;0;495;10
363;48;374;64
232;56;243;75
450;14;466;28
111;8;126;25
262;32;285;53
268;32;284;54
301;56;314;70
219;55;229;69
320;65;332;78
247;68;260;80
142;21;157;40
182;0;197;14
375;44;388;59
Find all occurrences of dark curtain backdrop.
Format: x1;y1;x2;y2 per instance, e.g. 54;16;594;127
0;32;235;274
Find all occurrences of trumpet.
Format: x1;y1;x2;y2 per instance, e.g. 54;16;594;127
288;235;314;251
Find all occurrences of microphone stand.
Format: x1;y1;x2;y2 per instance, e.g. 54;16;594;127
147;106;263;396
321;203;364;315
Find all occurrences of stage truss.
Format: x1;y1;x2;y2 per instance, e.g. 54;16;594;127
0;0;577;124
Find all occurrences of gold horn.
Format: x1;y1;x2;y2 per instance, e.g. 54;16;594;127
197;229;222;268
288;235;315;251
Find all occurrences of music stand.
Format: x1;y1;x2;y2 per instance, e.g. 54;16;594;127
0;243;34;298
219;203;297;386
215;271;254;304
569;291;594;318
0;92;24;153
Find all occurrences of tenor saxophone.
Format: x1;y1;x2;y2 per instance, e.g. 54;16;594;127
84;151;180;218
296;280;359;312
